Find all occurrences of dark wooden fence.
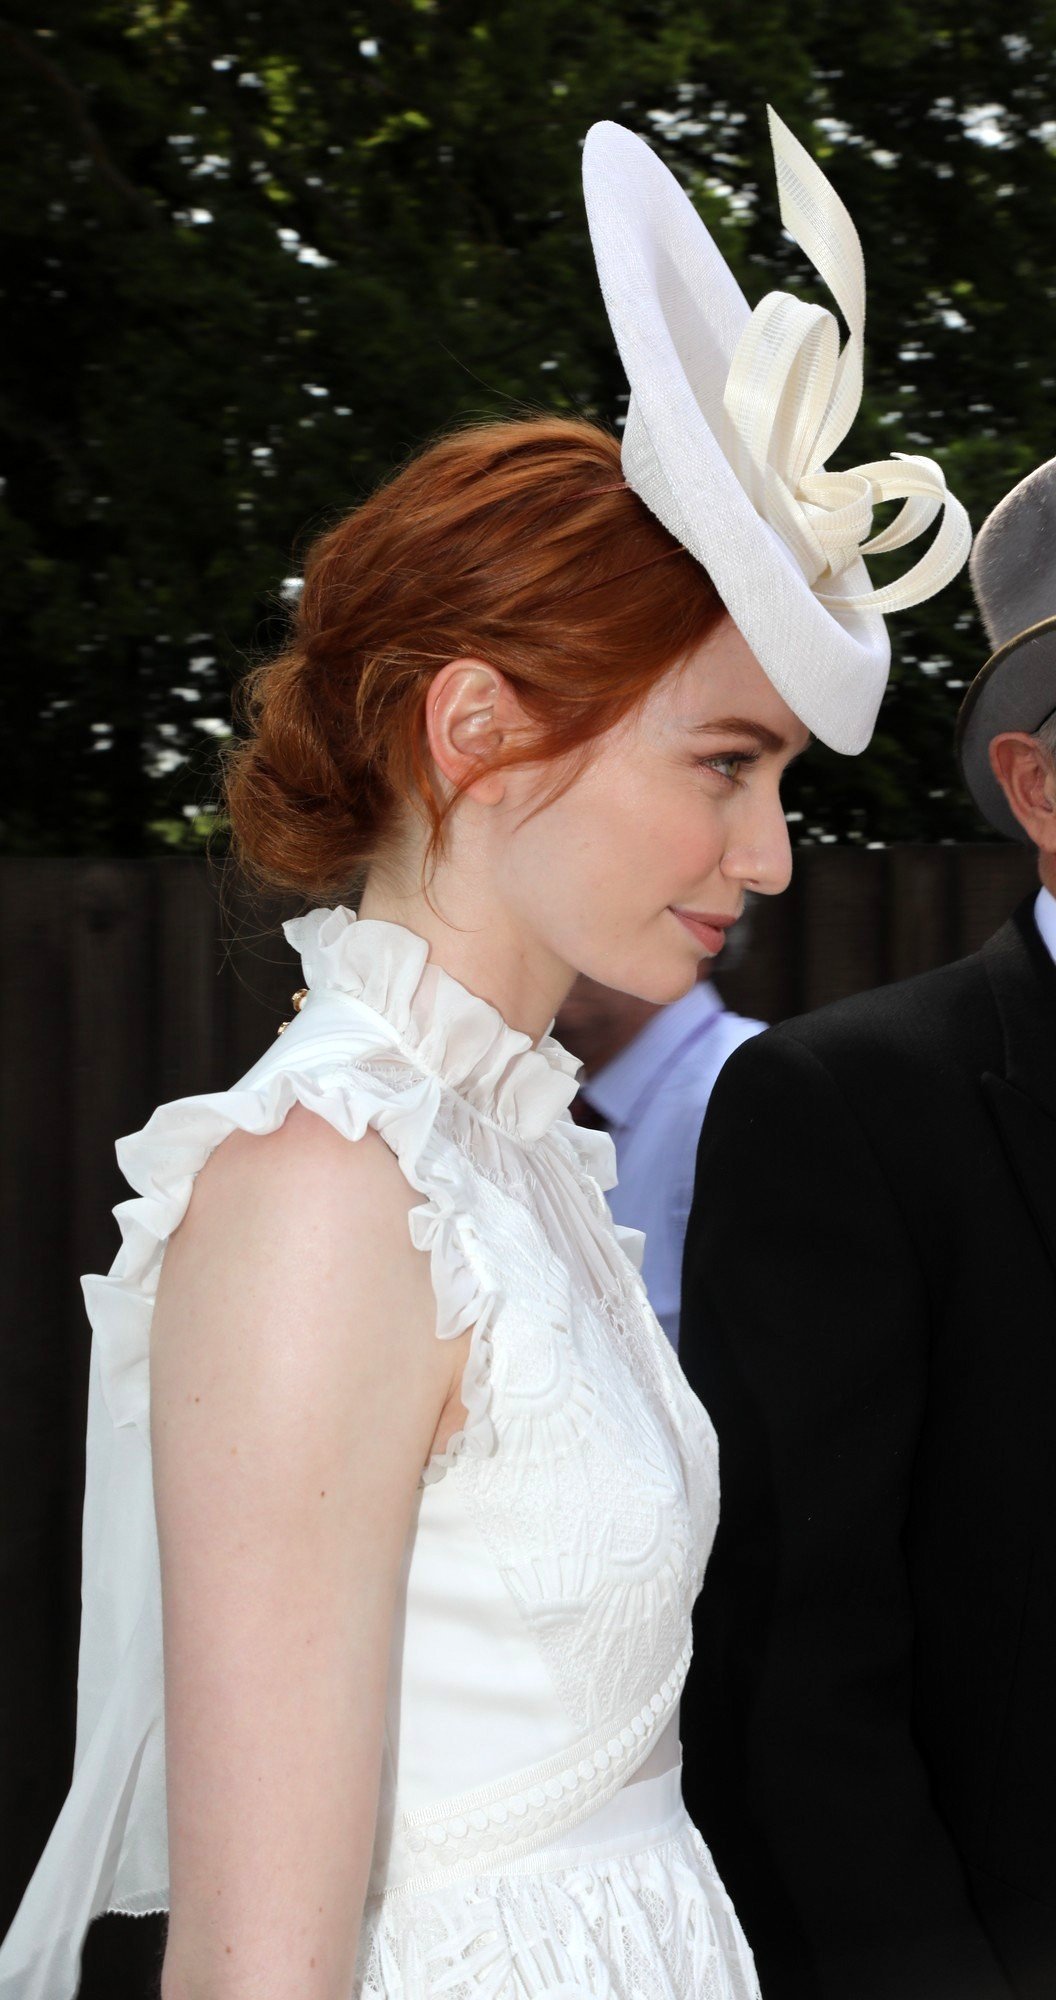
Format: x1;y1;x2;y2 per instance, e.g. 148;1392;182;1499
0;845;1039;1992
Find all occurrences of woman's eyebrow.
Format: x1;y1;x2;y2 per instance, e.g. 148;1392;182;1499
687;716;813;758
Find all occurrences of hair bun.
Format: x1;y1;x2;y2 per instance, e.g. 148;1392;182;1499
221;415;722;903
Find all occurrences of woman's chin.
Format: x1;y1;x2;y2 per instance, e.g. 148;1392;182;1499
643;954;701;1005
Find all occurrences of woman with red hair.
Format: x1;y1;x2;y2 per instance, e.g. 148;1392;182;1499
0;114;968;2000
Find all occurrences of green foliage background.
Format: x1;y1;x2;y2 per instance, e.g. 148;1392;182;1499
3;0;1056;854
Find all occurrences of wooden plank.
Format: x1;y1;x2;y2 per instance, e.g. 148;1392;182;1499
68;861;156;1284
220;879;304;1084
884;845;956;983
799;846;886;1013
155;857;225;1102
954;842;1038;955
0;862;79;1921
715;876;800;1026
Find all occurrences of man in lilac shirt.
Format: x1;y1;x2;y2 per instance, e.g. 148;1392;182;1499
556;971;764;1349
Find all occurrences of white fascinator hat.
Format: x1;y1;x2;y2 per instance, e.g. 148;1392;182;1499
582;108;972;754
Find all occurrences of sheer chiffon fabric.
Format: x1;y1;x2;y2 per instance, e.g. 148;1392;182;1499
0;908;758;1999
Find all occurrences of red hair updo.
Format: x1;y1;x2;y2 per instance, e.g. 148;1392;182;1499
221;415;725;901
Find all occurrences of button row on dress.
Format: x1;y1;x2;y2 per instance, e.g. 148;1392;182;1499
275;988;309;1036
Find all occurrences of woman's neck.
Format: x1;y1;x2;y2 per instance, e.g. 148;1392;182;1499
357;865;573;1046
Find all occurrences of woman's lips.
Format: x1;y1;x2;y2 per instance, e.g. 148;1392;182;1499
669;907;736;955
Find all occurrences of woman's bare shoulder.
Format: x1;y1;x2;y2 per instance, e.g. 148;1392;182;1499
184;1096;417;1233
153;1096;449;1444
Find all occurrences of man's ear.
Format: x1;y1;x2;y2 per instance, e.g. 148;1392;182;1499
989;731;1056;852
425;658;526;806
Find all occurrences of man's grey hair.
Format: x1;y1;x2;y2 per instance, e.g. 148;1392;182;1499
1034;705;1056;766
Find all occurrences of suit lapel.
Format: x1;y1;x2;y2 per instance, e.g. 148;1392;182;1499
982;896;1056;1279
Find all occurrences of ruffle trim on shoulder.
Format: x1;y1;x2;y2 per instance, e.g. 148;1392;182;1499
282;907;581;1143
612;1221;646;1274
84;1055;499;1485
554;1112;619;1195
405;1188;499;1485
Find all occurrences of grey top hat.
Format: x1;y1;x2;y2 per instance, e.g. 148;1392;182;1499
957;455;1056;841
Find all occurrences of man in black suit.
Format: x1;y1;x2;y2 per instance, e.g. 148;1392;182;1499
679;461;1056;2000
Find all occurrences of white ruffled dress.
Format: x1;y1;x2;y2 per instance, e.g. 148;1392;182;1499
0;908;759;2000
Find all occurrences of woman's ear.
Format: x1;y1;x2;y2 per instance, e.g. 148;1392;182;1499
425;658;525;805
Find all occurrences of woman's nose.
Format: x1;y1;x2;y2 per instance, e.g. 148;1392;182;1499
722;788;794;897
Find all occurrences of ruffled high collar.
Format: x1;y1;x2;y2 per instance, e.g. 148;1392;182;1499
282;906;582;1144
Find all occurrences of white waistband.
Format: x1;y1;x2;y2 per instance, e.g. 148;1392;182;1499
529;1758;686;1864
371;1760;690;1903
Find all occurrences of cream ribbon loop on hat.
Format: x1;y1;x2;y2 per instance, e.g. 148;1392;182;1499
722;107;971;613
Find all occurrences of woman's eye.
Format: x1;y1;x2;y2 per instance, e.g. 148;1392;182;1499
696;751;756;784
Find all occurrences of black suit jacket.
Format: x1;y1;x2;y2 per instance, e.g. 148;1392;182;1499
679;894;1056;2000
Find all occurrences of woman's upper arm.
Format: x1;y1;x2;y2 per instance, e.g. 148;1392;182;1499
150;1101;449;2000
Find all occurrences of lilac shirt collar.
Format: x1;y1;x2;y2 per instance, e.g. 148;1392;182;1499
1035;885;1056;969
584;981;725;1133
